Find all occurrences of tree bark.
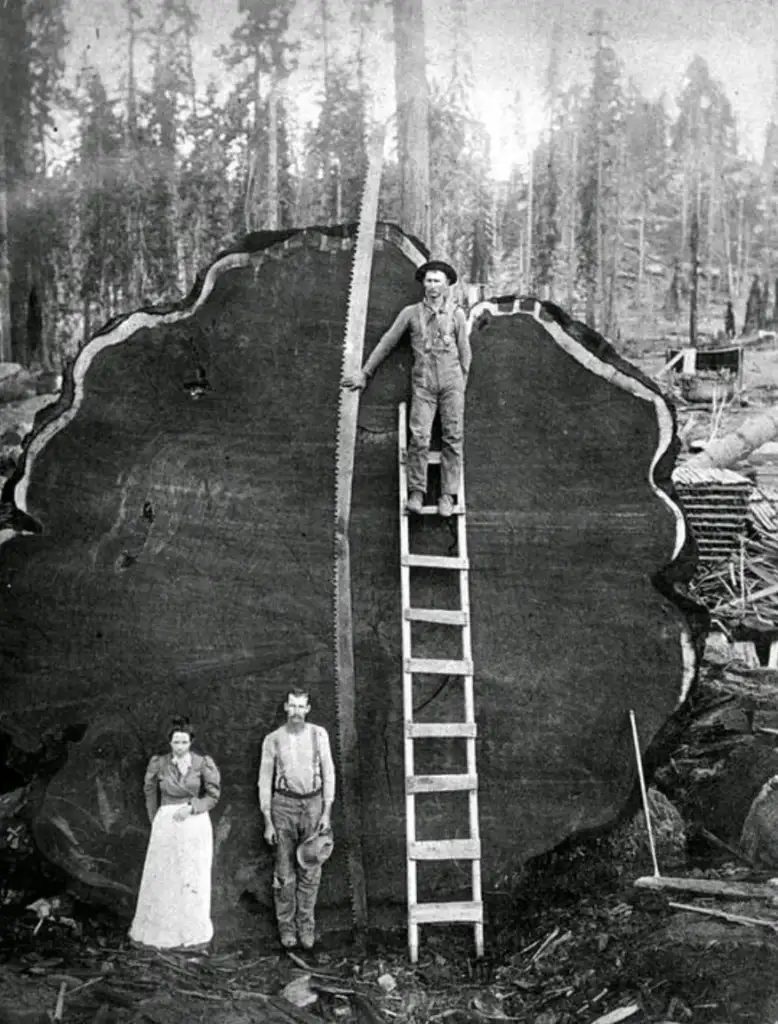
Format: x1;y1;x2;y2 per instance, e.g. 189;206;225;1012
0;87;11;362
393;0;430;246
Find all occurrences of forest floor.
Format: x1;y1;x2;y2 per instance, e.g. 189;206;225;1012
2;658;778;1024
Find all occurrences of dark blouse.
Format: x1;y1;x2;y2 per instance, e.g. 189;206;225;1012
143;752;221;823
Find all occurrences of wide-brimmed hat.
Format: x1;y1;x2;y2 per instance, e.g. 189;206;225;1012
415;260;458;285
296;829;334;869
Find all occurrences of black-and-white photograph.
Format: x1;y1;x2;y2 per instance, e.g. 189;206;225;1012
1;0;778;1019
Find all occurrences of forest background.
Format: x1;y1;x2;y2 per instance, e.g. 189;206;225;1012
1;0;778;369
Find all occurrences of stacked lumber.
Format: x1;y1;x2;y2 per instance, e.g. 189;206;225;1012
673;465;752;565
686;488;778;626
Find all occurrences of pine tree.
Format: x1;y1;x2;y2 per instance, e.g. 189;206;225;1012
577;9;623;330
304;65;368;225
221;0;298;233
144;0;200;298
672;56;737;310
534;23;562;299
179;81;238;281
0;0;68;364
72;64;127;342
744;274;763;333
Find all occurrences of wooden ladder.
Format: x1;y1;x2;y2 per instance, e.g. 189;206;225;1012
397;401;484;964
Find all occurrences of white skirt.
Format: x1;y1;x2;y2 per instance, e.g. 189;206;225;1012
129;804;214;949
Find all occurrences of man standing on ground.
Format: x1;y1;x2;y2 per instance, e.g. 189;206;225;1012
343;260;471;518
258;689;335;950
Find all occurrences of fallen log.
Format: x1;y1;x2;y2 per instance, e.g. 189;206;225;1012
685;408;778;470
0;228;699;938
668;900;778;931
635;875;778;900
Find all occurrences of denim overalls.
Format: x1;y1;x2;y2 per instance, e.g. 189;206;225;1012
406;299;466;496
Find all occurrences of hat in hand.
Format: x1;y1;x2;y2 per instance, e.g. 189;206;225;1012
296;828;335;869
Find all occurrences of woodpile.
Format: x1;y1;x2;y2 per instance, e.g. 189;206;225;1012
687;490;778;627
672;465;752;566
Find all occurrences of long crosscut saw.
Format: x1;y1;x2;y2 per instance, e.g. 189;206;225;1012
333;125;386;933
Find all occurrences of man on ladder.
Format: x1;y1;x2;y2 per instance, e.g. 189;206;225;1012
342;260;470;517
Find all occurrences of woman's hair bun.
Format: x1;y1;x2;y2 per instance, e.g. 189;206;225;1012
167;715;195;741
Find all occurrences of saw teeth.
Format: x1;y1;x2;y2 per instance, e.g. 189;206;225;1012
332;126;387;931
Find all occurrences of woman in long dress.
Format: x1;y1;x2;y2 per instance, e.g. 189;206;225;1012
129;716;221;950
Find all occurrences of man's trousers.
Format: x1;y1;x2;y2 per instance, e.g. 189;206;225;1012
407;361;466;497
270;792;323;941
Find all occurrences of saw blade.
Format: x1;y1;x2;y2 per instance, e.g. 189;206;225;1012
333;125;386;934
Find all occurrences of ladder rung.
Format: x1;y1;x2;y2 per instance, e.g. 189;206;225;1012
406;658;473;675
403;554;469;570
416;504;465;516
408;839;481;860
407;722;477;738
427;451;442;464
406;773;478;793
410;901;483;924
405;607;468;625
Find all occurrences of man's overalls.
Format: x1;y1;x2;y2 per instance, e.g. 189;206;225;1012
270;729;323;944
407;298;466;498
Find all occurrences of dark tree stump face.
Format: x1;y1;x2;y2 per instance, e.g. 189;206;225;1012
0;231;695;937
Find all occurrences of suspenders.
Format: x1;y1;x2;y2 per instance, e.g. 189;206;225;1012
273;726;322;799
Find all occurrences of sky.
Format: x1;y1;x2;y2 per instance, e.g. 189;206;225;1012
61;0;778;179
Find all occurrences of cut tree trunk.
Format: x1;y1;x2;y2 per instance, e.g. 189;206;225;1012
0;226;699;940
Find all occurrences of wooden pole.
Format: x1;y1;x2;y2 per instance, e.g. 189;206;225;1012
629;709;660;877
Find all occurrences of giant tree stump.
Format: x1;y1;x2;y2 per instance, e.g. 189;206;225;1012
0;227;699;939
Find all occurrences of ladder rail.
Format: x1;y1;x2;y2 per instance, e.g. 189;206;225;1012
398;402;419;962
457;461;484;957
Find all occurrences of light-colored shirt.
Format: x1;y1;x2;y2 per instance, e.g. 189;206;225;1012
362;297;471;378
258;723;335;814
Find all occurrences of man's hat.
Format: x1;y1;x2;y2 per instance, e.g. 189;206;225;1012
415;260;458;285
296;829;335;870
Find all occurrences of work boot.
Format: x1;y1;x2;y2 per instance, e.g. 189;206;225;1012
438;494;455;518
279;930;297;949
299;930;315;951
406;490;424;514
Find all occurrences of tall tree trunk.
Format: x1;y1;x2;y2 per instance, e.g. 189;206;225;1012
605;133;626;336
721;197;734;299
0;92;11;362
393;0;430;246
267;80;279;230
705;157;716;307
567;125;577;310
689;211;699;347
594;133;604;329
124;0;141;305
680;169;688;263
526;148;533;292
637;195;646;311
736;194;745;299
244;49;261;233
